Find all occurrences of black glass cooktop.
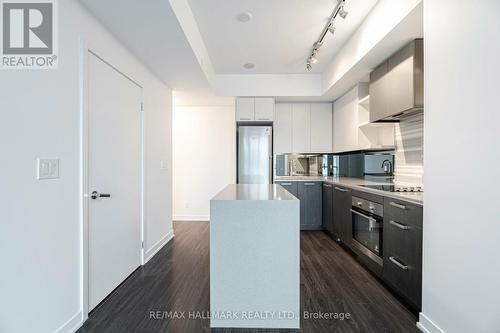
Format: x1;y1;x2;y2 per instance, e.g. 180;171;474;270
360;184;423;193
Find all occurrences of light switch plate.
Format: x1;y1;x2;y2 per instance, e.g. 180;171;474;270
160;160;169;170
37;158;59;180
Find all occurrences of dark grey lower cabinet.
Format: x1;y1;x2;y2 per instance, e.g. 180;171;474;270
298;182;322;230
322;183;333;234
276;181;322;230
383;198;423;310
332;185;351;246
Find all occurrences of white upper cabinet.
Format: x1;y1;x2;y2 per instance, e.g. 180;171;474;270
333;86;361;153
292;104;311;153
310;103;333;153
274;102;333;154
274;103;293;153
236;97;275;122
333;83;394;153
236;97;255;121
254;98;275;121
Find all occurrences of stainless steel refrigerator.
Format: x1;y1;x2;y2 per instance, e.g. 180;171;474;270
237;126;273;184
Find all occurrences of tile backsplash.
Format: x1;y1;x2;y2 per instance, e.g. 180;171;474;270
394;113;424;185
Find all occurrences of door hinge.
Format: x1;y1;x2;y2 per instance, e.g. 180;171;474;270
141;241;144;249
140;103;144;112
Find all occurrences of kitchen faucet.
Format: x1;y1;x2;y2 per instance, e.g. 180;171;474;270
381;159;393;175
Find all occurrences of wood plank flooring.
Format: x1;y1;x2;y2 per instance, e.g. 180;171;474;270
78;222;419;333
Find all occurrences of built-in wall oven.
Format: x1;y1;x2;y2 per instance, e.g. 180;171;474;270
350;196;384;267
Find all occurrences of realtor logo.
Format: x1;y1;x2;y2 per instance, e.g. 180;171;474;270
1;0;58;69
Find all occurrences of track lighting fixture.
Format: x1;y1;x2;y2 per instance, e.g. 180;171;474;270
305;0;349;71
339;6;348;19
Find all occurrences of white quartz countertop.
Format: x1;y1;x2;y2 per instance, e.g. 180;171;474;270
275;176;423;206
211;184;298;201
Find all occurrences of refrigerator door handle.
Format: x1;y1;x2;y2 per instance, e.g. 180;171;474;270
269;156;273;184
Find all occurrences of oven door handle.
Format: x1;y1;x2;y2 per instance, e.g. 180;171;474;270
350;209;376;222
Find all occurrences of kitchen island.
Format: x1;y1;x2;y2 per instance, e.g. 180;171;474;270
210;184;300;329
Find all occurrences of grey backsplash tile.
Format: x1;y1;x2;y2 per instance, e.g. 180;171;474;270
394;113;424;185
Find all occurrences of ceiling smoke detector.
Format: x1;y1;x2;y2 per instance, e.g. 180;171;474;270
243;63;255;69
237;12;252;23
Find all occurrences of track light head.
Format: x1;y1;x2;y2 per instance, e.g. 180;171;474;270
339;6;348;19
306;63;312;71
313;41;323;50
308;55;318;64
328;24;336;35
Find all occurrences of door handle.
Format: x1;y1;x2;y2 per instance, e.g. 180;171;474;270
91;191;111;200
334;186;348;192
304;183;316;186
323;184;332;188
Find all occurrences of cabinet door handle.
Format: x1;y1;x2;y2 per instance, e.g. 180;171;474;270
239;117;252;120
280;183;292;186
334;186;348;192
389;257;409;270
389;201;406;210
257;118;269;120
304;182;316;186
389;220;410;230
323;184;332;188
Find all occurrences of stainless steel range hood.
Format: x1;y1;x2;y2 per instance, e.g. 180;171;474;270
369;39;423;123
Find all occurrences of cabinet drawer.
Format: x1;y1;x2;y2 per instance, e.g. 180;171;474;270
275;181;298;197
383;216;422;309
384;198;422;229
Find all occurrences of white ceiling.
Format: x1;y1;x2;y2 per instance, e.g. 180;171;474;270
188;0;378;74
80;0;212;92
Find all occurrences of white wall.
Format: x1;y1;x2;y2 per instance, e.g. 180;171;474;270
0;1;172;332
419;1;500;332
173;94;235;220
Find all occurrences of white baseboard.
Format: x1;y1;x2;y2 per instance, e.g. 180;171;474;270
54;311;83;333
173;214;209;221
417;312;445;333
144;229;175;263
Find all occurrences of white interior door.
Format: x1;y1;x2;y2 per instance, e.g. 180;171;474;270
87;52;142;311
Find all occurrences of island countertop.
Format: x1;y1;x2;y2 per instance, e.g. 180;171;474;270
211;184;298;201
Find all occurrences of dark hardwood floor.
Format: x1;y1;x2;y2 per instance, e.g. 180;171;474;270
78;222;419;333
